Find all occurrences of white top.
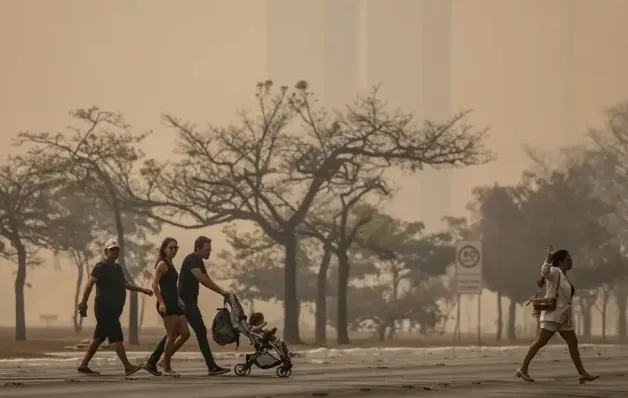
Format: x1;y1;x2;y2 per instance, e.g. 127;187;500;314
539;261;573;323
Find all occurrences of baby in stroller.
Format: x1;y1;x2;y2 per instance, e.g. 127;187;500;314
248;312;295;359
225;294;294;378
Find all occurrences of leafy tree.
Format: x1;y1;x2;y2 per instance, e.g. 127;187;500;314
586;102;628;338
219;231;319;309
466;184;525;340
441;216;479;241
16;107;154;344
51;183;160;333
51;186;98;332
328;282;450;342
468;151;617;340
522;151;618;337
137;81;492;343
328;216;454;341
0;155;69;340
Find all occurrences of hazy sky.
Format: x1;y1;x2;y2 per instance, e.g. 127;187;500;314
1;0;627;331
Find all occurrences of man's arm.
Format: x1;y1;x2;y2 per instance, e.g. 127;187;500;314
121;265;152;295
78;276;97;308
124;281;151;294
190;268;227;296
78;263;102;308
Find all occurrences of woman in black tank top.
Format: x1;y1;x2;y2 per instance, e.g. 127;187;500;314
157;261;180;315
151;237;190;376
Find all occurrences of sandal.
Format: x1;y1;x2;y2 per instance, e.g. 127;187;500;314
142;362;162;376
125;364;143;376
514;368;535;382
162;369;180;377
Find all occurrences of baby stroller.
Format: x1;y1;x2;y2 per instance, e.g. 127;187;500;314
221;293;294;378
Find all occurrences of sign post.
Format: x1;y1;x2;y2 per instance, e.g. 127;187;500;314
455;240;483;343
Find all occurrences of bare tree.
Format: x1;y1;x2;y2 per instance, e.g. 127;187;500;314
49;186;98;332
16;107;152;344
0;156;68;340
298;164;389;344
136;81;492;343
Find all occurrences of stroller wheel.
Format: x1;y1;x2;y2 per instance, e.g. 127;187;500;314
276;366;292;378
234;364;250;377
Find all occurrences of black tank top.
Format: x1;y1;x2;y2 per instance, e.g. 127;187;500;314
159;261;179;305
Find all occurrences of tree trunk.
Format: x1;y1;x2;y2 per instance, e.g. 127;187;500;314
615;284;627;340
602;289;609;340
14;240;27;341
496;291;503;341
104;173;138;345
139;277;150;332
579;295;593;339
282;232;301;344
73;255;85;333
315;243;332;345
387;321;396;340
111;204;139;345
376;324;386;342
336;251;351;345
506;298;517;341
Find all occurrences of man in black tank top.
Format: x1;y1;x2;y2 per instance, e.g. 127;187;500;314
143;236;231;376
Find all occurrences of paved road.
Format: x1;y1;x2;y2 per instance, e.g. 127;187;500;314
1;344;627;397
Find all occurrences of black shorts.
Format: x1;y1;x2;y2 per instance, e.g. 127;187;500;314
156;300;184;318
93;306;124;344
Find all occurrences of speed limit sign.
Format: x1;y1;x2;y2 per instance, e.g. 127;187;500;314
458;245;480;268
455;240;483;294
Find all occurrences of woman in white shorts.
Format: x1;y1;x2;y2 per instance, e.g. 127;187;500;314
515;245;598;384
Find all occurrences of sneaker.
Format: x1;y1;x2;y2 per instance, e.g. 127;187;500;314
125;364;143;376
207;366;230;376
142;362;162;376
77;367;100;376
514;368;534;382
162;369;180;377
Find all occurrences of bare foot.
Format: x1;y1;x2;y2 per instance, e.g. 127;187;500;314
514;368;535;382
77;366;100;376
579;373;599;384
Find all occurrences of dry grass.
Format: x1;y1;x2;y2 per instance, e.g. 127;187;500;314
0;326;625;359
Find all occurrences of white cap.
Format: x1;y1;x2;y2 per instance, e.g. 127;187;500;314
104;238;120;250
